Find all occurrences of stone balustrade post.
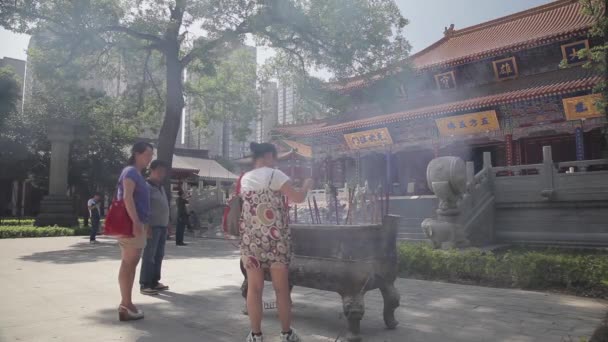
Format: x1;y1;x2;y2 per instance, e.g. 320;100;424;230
541;146;555;200
466;161;474;187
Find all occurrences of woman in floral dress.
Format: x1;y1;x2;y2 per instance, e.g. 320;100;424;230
240;142;313;342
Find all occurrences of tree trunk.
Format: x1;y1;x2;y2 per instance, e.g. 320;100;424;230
157;47;184;196
157;50;184;165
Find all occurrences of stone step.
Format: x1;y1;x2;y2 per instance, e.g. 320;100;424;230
399;231;427;239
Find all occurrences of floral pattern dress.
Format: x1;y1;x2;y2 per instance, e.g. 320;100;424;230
240;185;291;269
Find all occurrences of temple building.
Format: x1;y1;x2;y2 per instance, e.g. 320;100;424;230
272;0;606;196
235;139;313;185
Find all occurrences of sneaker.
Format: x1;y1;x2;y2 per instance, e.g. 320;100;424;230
153;283;169;291
140;287;159;296
246;332;263;342
280;329;301;342
90;240;99;245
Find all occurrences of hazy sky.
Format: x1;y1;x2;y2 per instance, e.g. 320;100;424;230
0;0;553;64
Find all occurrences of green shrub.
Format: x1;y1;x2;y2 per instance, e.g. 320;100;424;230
0;225;91;238
399;243;608;297
72;226;92;236
0;218;36;226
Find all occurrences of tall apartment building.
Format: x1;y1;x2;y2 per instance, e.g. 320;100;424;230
277;82;298;125
256;82;278;143
1;57;26;113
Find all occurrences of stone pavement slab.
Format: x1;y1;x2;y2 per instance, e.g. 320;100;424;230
0;236;605;342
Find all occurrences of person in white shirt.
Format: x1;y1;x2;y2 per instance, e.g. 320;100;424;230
241;142;313;342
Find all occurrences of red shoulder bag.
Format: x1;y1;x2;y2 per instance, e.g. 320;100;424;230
104;181;134;237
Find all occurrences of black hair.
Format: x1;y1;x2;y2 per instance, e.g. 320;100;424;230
93;192;101;197
128;142;154;165
250;142;277;162
150;159;169;170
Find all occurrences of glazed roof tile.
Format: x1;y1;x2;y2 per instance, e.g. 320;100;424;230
276;70;602;137
332;0;594;92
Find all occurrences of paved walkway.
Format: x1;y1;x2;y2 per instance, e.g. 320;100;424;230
0;237;605;342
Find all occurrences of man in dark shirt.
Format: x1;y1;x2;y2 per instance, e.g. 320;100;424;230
175;189;189;246
87;193;102;244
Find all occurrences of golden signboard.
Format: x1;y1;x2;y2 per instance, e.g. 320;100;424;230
563;94;603;121
435;110;500;136
344;127;393;150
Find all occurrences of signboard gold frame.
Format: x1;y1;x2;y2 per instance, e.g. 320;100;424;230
344;127;393;150
562;94;603;121
435;110;500;136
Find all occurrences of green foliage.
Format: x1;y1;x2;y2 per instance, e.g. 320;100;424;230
186;48;259;142
0;219;35;226
1;0;411;166
0;225;91;238
399;244;608;297
4;44;138;194
578;0;607;116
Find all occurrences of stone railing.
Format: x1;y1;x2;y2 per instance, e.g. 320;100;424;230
423;146;608;247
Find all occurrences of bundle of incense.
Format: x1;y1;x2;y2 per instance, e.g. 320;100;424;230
345;187;354;225
307;197;315;224
312;195;321;224
334;186;340;225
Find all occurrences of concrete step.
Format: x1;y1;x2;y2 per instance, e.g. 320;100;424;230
398;236;431;244
399;232;427;239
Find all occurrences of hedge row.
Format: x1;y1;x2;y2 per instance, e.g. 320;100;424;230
0;225;91;239
0;218;95;226
398;243;608;297
0;219;36;226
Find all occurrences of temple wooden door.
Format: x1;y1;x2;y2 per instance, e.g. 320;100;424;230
521;135;576;164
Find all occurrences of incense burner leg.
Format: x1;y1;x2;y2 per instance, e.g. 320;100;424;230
341;292;365;342
380;282;400;329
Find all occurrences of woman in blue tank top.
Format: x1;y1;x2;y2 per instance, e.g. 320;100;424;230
117;142;153;321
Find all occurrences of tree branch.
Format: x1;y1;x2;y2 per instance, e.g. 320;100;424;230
180;20;251;67
146;64;164;104
1;4;65;27
101;25;164;44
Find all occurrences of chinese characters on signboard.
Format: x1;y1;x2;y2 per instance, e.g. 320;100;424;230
562;94;603;121
561;40;589;66
492;57;518;81
435;110;500;136
434;71;456;90
344;127;393;150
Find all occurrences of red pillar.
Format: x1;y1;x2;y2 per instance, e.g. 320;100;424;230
505;134;514;166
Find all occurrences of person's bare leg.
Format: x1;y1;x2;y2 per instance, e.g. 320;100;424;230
119;247;142;311
270;265;292;332
246;266;265;334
